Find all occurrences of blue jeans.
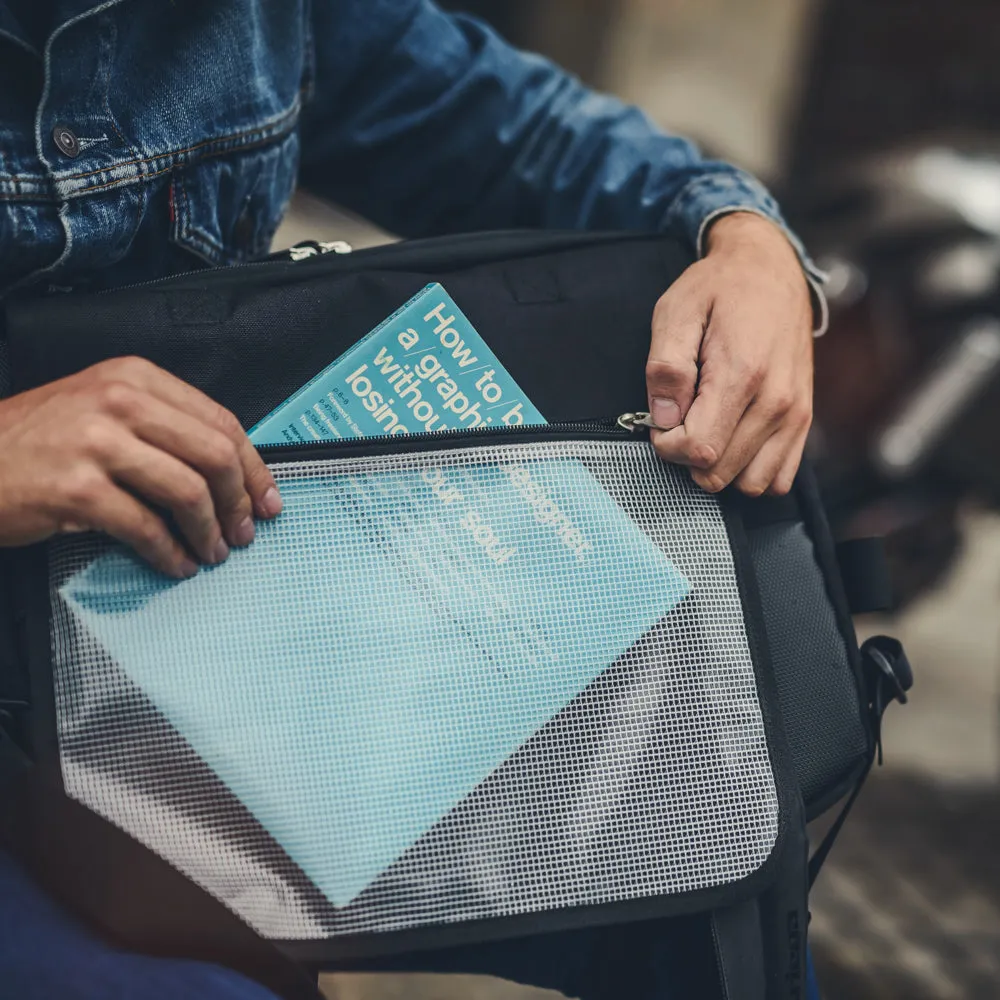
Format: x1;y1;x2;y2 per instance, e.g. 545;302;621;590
0;848;821;999
0;849;276;1000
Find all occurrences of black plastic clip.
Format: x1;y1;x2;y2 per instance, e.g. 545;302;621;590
808;635;913;885
861;636;913;765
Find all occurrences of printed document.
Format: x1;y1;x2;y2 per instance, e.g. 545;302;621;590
61;286;693;907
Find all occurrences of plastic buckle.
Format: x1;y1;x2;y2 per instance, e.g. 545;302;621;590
864;641;910;705
861;636;913;764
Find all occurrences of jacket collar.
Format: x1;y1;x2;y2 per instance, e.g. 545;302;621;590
0;0;128;57
0;5;39;56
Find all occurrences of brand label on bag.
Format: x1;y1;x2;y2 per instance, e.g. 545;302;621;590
248;284;546;444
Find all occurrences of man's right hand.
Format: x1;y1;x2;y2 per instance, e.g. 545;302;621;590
0;357;283;577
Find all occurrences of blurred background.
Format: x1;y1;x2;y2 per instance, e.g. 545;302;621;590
276;2;1000;997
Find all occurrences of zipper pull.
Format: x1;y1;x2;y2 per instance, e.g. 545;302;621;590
285;240;354;262
617;411;668;432
317;240;353;255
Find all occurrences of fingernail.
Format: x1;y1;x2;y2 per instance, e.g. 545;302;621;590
260;486;283;518
179;558;199;579
234;516;255;547
212;538;230;564
651;397;681;430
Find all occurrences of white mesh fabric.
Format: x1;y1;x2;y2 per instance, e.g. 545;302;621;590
49;439;779;940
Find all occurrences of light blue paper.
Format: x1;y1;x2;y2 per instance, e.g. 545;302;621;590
64;284;691;905
61;457;691;908
249;283;546;444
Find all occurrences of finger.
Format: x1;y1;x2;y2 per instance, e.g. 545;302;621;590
766;424;811;497
646;281;709;430
650;362;758;471
65;472;197;578
106;389;258;548
95;359;282;519
688;398;783;493
728;416;809;498
732;425;796;497
650;305;768;470
105;434;229;565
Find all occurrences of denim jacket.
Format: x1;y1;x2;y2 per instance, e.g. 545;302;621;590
0;0;824;310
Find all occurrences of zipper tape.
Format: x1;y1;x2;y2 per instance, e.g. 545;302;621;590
257;413;653;465
92;231;672;297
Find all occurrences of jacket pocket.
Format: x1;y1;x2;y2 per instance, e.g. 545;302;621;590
169;129;300;266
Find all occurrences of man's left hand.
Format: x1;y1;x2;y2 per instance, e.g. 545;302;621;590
645;212;815;497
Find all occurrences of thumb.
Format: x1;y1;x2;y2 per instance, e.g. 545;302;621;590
645;284;707;430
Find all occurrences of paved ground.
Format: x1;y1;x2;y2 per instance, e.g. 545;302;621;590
810;773;1000;1000
319;975;561;1000
808;510;1000;999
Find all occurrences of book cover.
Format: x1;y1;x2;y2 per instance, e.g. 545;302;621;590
249;284;546;445
60;286;695;908
61;457;692;908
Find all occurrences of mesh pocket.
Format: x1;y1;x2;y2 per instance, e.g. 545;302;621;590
49;439;779;940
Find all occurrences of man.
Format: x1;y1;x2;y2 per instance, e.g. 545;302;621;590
0;1;823;997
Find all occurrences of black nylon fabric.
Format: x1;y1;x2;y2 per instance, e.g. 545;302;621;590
0;231;871;999
747;523;869;815
2;231;871;820
7;236;675;430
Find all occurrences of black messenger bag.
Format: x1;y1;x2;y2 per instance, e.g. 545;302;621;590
0;231;911;1000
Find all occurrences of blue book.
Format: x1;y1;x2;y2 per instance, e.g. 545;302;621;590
249;284;546;444
60;285;694;908
62;463;691;908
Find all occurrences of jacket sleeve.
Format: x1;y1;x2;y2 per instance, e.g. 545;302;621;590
300;0;826;318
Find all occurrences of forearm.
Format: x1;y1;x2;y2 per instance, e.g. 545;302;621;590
302;9;806;238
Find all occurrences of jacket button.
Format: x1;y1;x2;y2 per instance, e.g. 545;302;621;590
52;125;81;158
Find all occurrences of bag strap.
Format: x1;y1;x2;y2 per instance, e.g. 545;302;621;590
808;636;913;886
758;787;810;1000
711;899;766;1000
835;537;894;614
0;723;29;790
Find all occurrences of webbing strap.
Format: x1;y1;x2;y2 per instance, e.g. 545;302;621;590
835;537;893;614
711;899;765;1000
0;329;10;399
0;554;30;796
759;790;809;1000
808;636;913;887
808;758;871;888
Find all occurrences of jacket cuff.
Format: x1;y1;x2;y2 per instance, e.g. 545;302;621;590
667;173;829;337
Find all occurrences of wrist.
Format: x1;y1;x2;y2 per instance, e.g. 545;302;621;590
704;211;797;261
700;209;829;336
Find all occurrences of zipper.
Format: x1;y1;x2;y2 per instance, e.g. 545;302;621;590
282;240;354;262
91;230;668;297
257;412;654;464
